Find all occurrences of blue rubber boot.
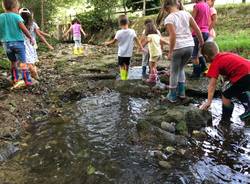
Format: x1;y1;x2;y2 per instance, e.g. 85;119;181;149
177;82;186;99
142;66;147;77
167;88;177;103
22;69;33;86
191;64;201;79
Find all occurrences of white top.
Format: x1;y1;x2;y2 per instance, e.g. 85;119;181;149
115;28;137;57
164;10;194;50
147;34;162;58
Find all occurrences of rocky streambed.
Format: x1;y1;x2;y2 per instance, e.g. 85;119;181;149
0;44;249;184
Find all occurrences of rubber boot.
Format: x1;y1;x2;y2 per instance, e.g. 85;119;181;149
177;82;186;99
11;63;19;83
73;47;78;55
167;88;177;103
221;104;234;125
124;69;129;80
142;66;147;78
79;47;84;55
120;68;126;81
239;92;250;121
191;64;201;79
199;56;207;73
22;69;33;86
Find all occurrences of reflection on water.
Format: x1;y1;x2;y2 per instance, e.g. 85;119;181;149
1;93;250;183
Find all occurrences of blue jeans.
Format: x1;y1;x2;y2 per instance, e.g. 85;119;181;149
192;32;209;58
3;41;26;62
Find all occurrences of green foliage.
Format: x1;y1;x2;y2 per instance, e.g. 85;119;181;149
0;47;10;70
126;0;161;15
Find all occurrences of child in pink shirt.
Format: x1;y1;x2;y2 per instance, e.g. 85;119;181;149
191;0;210;78
64;18;87;55
207;0;217;41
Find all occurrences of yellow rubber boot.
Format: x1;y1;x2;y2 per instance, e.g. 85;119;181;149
124;70;129;80
79;47;84;55
73;47;78;55
120;68;126;80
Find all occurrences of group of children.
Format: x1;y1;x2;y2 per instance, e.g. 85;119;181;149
0;0;53;88
105;0;250;122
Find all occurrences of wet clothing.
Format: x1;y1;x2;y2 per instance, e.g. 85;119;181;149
0;13;24;42
207;52;250;84
164;10;194;50
115;28;137;57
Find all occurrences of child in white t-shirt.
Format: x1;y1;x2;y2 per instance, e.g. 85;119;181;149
164;0;204;102
105;15;144;80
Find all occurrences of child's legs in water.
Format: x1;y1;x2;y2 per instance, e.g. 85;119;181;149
170;47;193;88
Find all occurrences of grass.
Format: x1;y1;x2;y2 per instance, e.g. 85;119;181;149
215;3;250;58
0;47;10;70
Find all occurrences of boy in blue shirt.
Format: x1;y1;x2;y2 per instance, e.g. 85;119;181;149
0;0;34;87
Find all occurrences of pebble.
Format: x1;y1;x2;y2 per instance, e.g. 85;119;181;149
161;122;176;133
159;161;171;169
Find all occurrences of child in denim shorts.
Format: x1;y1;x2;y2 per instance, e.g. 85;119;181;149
0;0;34;87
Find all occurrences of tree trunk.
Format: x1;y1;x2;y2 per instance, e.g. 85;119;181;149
41;0;44;31
242;0;246;3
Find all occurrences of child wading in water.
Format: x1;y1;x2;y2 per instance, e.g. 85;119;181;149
164;0;204;102
19;8;54;79
143;22;167;83
0;0;34;87
64;18;87;55
105;15;144;80
191;0;210;78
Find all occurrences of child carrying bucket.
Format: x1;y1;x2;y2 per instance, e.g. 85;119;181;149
64;18;87;55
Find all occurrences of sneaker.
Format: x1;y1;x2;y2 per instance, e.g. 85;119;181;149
11;80;26;89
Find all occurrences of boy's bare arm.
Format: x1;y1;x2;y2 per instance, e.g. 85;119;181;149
19;22;34;44
105;39;117;46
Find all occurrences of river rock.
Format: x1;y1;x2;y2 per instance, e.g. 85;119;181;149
161;122;175;133
159;161;171;169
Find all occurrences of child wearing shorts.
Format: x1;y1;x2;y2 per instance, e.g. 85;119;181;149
105;15;144;80
0;0;34;87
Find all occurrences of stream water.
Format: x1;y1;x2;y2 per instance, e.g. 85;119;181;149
1;69;250;183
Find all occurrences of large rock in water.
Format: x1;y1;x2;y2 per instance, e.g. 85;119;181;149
137;105;212;146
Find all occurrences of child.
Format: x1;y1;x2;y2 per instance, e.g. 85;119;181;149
200;42;250;122
64;18;87;55
0;0;34;87
140;19;162;79
105;15;144;81
207;0;217;41
142;22;167;83
164;0;204;102
191;0;210;78
19;8;54;79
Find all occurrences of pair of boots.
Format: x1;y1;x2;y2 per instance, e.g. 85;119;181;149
192;57;207;78
142;66;147;78
73;47;84;55
11;63;32;87
167;82;186;103
120;68;128;80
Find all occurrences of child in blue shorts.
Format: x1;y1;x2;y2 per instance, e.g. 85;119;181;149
0;0;34;87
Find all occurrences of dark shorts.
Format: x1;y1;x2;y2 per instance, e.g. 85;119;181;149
3;41;26;63
192;32;209;58
223;74;250;99
118;57;131;66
